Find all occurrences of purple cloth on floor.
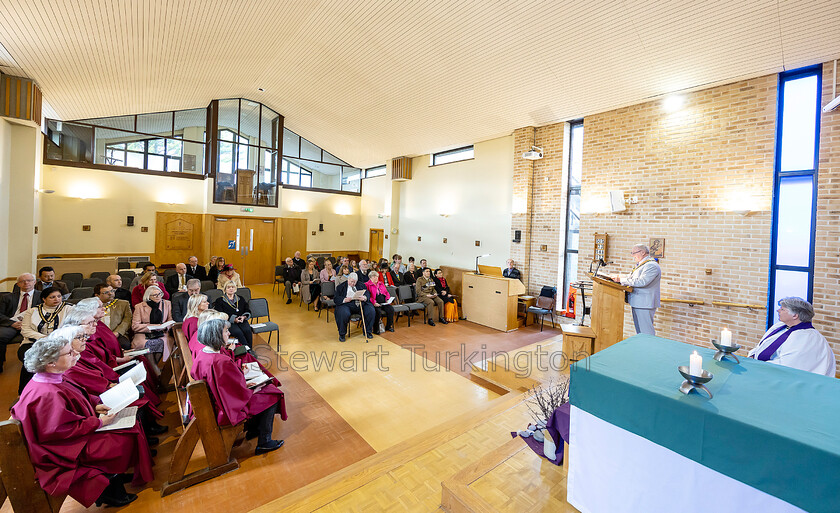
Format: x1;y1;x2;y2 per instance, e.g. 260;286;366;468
510;402;571;466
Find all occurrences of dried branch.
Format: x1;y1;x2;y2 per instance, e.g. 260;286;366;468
525;378;569;426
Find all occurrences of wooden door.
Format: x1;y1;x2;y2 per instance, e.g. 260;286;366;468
369;229;384;263
280;218;307;262
242;218;276;284
210;217;246;278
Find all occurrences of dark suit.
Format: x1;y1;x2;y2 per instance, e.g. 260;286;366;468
114;287;131;302
333;281;375;337
34;280;69;298
187;264;207;281
0;290;41;366
165;273;194;297
503;267;521;280
172;292;190;322
292;257;306;269
356;268;371;285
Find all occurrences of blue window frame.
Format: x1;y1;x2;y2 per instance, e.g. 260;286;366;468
767;65;822;326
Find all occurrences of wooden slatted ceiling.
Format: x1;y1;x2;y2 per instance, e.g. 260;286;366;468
0;0;838;169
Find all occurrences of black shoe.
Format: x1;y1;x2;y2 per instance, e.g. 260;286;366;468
366;333;373;340
439;319;449;324
96;481;138;507
286;299;292;304
387;327;395;332
255;439;285;455
427;320;436;326
145;422;168;435
339;335;346;342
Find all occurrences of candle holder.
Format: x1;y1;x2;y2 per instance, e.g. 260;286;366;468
711;339;741;363
678;366;714;399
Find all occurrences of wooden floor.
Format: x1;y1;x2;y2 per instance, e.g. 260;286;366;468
0;284;573;512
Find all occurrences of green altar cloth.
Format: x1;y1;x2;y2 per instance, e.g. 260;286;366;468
570;334;840;513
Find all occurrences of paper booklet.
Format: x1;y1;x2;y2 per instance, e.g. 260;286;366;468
96;406;138;432
251;323;267;329
118;360;148;386
99;379;139;416
124;348;151;358
246;373;271;388
351;290;367;300
146;320;176;331
113;360;139;372
242;362;262;381
384;296;395;305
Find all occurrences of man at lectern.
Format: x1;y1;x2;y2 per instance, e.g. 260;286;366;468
610;244;661;335
503;259;521;280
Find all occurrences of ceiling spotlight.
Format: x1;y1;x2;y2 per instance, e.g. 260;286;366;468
257;87;265;92
663;95;685;112
522;146;543;160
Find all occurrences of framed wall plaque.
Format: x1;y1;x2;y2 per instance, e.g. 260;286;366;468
593;233;609;262
650;238;665;258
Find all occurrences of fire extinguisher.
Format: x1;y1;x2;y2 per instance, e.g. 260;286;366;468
564;286;576;319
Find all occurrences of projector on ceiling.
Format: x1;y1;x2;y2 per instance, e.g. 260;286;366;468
522;146;543;160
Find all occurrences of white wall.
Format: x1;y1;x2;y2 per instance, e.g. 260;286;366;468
359;174;392;256
395;135;514;269
0;119;11;286
279;187;362;251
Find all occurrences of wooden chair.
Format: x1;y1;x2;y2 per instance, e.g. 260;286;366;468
0;420;66;512
161;330;245;496
526;286;557;331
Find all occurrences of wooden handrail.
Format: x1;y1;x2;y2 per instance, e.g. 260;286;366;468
661;297;704;306
712;301;765;309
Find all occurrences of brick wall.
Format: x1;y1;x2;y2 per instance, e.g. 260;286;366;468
512;64;840;374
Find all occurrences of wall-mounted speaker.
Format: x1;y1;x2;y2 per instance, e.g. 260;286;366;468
127;216;135;227
513;229;521;243
319;223;324;232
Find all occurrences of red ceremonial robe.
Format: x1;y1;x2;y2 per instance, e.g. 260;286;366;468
92;322;161;401
182;317;198;341
191;349;287;425
65;350;163;418
10;373;154;507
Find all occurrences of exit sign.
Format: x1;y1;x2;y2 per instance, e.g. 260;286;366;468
240;207;254;213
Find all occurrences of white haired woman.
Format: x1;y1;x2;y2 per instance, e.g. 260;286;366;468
12;333;154;507
131;285;173;364
192;319;286;455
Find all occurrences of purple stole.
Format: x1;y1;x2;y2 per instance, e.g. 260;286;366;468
752;322;814;361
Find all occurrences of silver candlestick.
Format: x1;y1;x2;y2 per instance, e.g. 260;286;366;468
678;366;714;399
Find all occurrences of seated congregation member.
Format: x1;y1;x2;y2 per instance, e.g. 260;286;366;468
187;255;208;281
0;273;39;372
415;268;447;326
130;262;158;290
214;281;253;348
282;257;302;304
433;269;455;303
356;259;371;284
301;259;322;311
56;323;167;439
416;259;429;278
334;273;375;342
131;271;170;307
217;264;243;291
18;286;73;392
106;274;132;302
380;262;400;287
503;259;521;280
403;263;418;285
320;259;337;283
182;293;210;341
11;335;154;507
208;257;226;286
748;297;836;376
392;254;407;274
336;264;351;285
173;278;202;322
132;286;173;365
34;266;70;298
95;283;132;349
192;319;285;454
165;262;193;296
364;271;395;333
292;250;306;269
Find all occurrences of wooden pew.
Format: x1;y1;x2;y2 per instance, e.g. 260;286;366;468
161;329;245;496
0;419;66;513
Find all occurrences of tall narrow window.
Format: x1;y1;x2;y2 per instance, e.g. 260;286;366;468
562;121;584;306
768;66;822;326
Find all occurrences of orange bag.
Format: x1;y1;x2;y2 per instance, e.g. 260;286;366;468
444;300;459;322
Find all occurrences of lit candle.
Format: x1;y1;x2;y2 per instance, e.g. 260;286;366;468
721;328;733;347
689;350;702;377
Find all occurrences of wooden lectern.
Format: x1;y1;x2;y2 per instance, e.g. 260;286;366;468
587;273;633;353
462;273;526;332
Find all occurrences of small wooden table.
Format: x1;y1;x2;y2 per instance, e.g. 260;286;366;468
560;324;596;361
517;295;536;324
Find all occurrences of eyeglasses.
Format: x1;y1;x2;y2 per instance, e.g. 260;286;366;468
149;293;162;298
58;349;76;357
630;250;644;255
